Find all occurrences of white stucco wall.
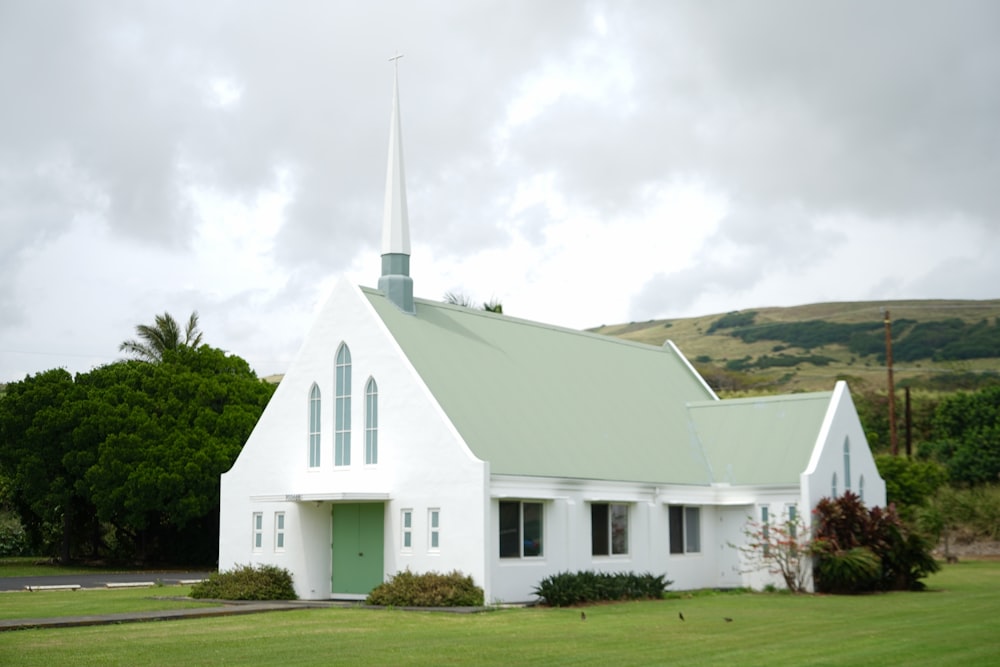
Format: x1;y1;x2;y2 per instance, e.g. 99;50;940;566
802;381;887;511
220;281;489;599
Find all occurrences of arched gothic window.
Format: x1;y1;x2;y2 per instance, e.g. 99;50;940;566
335;344;352;466
308;383;321;467
365;377;378;465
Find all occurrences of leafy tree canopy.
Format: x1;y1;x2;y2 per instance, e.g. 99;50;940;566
921;385;1000;485
0;346;274;563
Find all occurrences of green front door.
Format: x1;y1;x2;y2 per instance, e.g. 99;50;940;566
331;503;384;596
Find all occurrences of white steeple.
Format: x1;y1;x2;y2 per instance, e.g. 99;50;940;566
378;55;414;313
381;54;410;255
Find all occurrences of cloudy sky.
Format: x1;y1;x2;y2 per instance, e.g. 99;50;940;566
2;1;998;382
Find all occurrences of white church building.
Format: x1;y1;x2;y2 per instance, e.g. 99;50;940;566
218;67;886;603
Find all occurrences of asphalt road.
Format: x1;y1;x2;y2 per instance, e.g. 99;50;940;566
0;571;214;592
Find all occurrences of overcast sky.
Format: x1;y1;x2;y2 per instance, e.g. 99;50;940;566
2;1;998;382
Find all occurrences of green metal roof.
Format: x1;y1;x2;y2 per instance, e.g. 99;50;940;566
686;392;833;486
363;288;719;485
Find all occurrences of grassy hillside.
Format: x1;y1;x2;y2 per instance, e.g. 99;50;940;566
591;299;1000;394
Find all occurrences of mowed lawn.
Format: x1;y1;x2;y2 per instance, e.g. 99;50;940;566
1;561;998;667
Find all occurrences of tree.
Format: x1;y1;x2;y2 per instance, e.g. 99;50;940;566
0;346;275;563
921;385;1000;485
120;311;204;363
0;368;99;561
444;292;503;314
734;510;812;592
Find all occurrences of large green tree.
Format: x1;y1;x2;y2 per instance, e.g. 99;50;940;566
119;311;204;363
920;385;1000;485
0;346;274;563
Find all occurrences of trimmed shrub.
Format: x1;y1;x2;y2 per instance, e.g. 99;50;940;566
533;571;671;607
190;563;297;600
366;569;484;607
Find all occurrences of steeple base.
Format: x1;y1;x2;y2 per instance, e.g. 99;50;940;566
379;253;414;313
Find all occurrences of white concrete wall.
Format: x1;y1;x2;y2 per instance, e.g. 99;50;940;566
802;382;887;511
220;281;488;599
484;477;801;602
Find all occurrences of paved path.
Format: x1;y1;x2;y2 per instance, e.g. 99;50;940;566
0;571;214;592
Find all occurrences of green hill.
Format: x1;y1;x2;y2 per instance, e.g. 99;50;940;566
591;299;1000;395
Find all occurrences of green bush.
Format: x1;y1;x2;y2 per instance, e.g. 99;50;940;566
811;492;938;594
190;563;297;600
813;545;882;594
533;571;671;607
366;569;484;607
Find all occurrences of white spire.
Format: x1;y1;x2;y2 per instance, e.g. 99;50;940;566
381;54;410;255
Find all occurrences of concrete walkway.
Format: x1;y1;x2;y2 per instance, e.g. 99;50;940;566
0;599;355;632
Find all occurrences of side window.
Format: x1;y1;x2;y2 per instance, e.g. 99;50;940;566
335;344;352;466
786;504;798;539
668;505;701;554
760;505;770;556
499;501;543;558
308;384;321;468
591;503;628;556
429;509;440;551
859;475;865;503
832;472;838;498
274;512;285;551
252;512;263;552
365;378;378;465
401;509;412;551
844;436;852;492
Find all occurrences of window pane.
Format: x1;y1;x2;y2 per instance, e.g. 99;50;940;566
668;506;684;554
611;504;628;555
365;379;378;465
499;501;520;558
591;504;609;556
684;507;701;553
523;503;543;557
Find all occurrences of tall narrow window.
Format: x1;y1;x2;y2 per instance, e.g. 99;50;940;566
429;509;440;551
591;503;629;555
786;504;798;539
761;505;770;556
252;512;263;552
859;475;865;503
335;344;352;466
401;509;413;551
843;436;852;492
274;512;285;551
365;377;378;465
832;472;838;497
669;506;701;554
308;384;321;467
499;501;543;558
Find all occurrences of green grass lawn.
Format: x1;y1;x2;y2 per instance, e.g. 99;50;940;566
1;561;998;666
0;585;212;620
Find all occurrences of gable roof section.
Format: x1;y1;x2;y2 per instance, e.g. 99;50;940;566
363;287;718;485
686;392;833;486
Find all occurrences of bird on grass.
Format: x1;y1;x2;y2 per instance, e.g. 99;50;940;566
678;612;685;621
724;617;733;623
580;611;586;621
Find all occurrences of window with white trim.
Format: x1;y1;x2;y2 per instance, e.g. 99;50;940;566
428;508;440;551
786;504;798;539
591;503;628;556
401;509;412;551
844;436;852;492
252;512;263;552
761;505;770;556
335;344;352;466
832;472;838;497
308;384;321;468
499;501;543;558
365;377;378;465
274;512;285;551
859;475;865;503
668;505;701;554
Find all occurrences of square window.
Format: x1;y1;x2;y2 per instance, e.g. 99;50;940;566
499;501;543;558
591;503;628;556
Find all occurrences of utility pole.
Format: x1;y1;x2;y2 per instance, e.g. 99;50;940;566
882;308;898;456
